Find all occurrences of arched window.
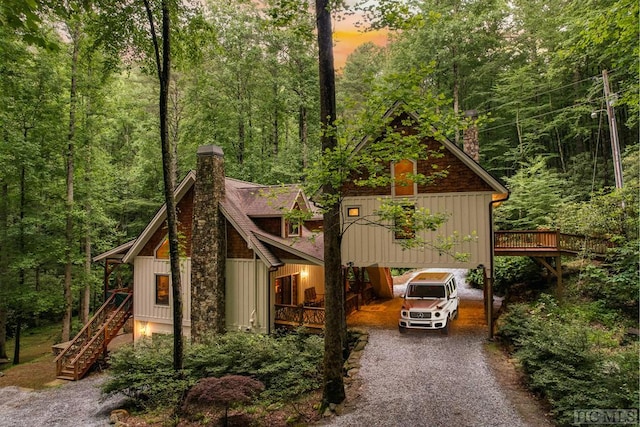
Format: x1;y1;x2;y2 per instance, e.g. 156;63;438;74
155;237;170;259
392;159;416;197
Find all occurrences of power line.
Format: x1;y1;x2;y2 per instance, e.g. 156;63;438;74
479;99;606;133
474;71;618;116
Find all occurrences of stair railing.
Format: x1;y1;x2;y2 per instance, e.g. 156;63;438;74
66;293;133;380
55;290;132;379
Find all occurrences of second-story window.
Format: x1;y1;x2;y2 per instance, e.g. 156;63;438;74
392;159;416;197
394;205;416;240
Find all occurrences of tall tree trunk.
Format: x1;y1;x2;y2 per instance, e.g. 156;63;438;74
145;0;183;371
63;25;80;342
273;81;279;156
0;180;8;359
0;306;6;360
82;213;91;324
14;167;26;364
12;316;21;365
170;75;181;181
82;90;93;325
453;58;460;144
299;104;308;169
316;0;346;406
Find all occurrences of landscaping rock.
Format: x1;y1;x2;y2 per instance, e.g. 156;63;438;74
110;409;129;424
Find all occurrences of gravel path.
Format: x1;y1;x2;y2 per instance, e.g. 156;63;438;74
324;269;532;427
0;375;125;427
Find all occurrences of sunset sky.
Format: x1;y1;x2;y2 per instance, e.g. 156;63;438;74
332;12;388;69
325;0;389;69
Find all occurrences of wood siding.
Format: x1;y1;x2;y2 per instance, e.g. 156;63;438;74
342;140;493;197
252;217;282;235
139;187;194;257
225;258;269;333
341;192;492;269
133;257;192;340
226;220;254;259
133;257;324;338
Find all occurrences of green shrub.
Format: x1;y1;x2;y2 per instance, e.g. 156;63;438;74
467;257;542;296
498;295;640;426
103;332;324;409
579;242;640;316
185;332;323;401
102;335;193;410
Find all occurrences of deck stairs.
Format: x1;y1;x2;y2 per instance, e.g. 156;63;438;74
54;290;132;381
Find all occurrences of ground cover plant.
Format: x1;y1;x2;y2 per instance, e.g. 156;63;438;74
102;331;324;424
496;247;640;427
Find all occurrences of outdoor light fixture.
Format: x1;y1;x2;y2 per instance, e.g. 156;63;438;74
300;269;309;279
139;321;148;337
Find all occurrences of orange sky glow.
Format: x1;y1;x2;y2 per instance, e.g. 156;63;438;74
332;8;388;69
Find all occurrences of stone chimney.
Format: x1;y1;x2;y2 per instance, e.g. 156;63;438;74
463;109;480;163
191;145;226;342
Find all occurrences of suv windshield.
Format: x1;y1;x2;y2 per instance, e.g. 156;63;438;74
407;284;446;298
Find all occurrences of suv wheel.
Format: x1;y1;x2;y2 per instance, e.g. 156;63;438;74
452;309;458;320
440;321;449;335
399;325;407;334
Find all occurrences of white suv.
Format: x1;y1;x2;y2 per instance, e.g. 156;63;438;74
398;272;459;334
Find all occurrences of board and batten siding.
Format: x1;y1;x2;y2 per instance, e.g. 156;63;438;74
133;256;192;340
226;258;269;333
342;192;493;269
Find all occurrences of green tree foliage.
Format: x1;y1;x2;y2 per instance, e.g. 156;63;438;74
494;157;566;230
0;25;68;359
180;0;320;184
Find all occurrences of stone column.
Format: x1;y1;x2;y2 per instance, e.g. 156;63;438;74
463;109;480;163
191;145;226;342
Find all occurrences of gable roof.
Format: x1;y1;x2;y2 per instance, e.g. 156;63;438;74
93;239;135;263
118;172;324;268
353;101;508;194
121;171;196;264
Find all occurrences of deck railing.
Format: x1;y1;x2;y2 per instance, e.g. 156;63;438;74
275;304;325;327
275;294;360;328
495;230;612;256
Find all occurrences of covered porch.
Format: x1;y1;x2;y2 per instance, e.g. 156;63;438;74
273;264;387;330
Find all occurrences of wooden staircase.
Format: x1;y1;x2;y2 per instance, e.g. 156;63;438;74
55;290;133;381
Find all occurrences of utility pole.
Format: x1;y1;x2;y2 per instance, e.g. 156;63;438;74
602;70;624;189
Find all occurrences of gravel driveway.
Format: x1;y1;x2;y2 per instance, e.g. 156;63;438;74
0;375;124;427
324;269;539;427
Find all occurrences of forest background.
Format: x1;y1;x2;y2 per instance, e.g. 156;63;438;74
0;0;637;363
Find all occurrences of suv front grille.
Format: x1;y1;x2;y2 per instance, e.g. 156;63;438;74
410;311;431;319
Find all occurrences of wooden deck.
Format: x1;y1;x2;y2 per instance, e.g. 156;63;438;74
494;230;612;258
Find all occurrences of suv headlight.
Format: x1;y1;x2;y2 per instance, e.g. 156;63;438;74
434;312;441;317
401;310;408;317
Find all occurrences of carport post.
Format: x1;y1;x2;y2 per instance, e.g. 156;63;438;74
481;265;487;322
487;275;494;340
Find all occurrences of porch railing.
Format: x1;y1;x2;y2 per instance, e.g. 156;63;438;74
274;293;361;329
275;304;325;327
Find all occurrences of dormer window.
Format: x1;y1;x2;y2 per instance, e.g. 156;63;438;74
286;220;301;237
392;159;417;197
